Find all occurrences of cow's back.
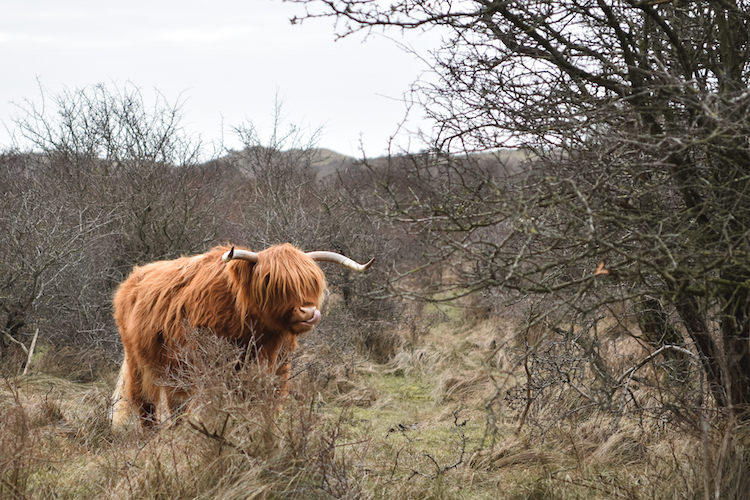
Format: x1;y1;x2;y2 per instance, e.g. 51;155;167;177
114;249;247;353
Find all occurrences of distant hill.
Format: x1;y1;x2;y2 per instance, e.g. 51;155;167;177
309;149;358;179
213;146;533;182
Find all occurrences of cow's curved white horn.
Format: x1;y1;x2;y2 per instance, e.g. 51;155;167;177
222;246;259;263
306;251;375;272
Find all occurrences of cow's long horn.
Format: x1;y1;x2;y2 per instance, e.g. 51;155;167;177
306;251;375;272
222;246;259;263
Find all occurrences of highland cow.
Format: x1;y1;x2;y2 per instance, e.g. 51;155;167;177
111;243;373;428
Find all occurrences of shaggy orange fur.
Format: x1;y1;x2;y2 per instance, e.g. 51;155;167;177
111;243;326;427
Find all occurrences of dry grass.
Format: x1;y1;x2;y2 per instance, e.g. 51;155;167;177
2;308;749;499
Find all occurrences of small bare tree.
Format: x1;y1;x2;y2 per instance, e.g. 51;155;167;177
292;0;750;422
231;99;324;248
12;82;229;270
3;83;235;375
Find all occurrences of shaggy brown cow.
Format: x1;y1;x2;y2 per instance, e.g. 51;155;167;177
110;243;373;428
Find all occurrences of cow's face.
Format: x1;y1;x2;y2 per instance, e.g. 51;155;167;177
250;244;327;335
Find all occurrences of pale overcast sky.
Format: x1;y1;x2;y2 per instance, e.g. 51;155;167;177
0;0;437;157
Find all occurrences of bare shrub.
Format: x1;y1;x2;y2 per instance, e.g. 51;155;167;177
110;330;368;499
501;305;706;439
0;151;117;375
2;84;238;374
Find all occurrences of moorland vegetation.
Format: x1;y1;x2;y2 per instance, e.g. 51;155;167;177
5;0;750;496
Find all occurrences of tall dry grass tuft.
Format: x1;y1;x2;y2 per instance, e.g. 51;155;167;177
687;414;750;500
0;399;32;499
109;330;369;499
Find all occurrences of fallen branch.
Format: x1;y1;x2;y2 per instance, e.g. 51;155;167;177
22;327;39;376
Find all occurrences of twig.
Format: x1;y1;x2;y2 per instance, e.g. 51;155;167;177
617;344;697;386
422;409;468;478
187;416;239;452
440;409;468;474
0;476;29;500
389;448;403;481
3;332;29;354
517;303;540;433
517;351;533;433
617;344;698;414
